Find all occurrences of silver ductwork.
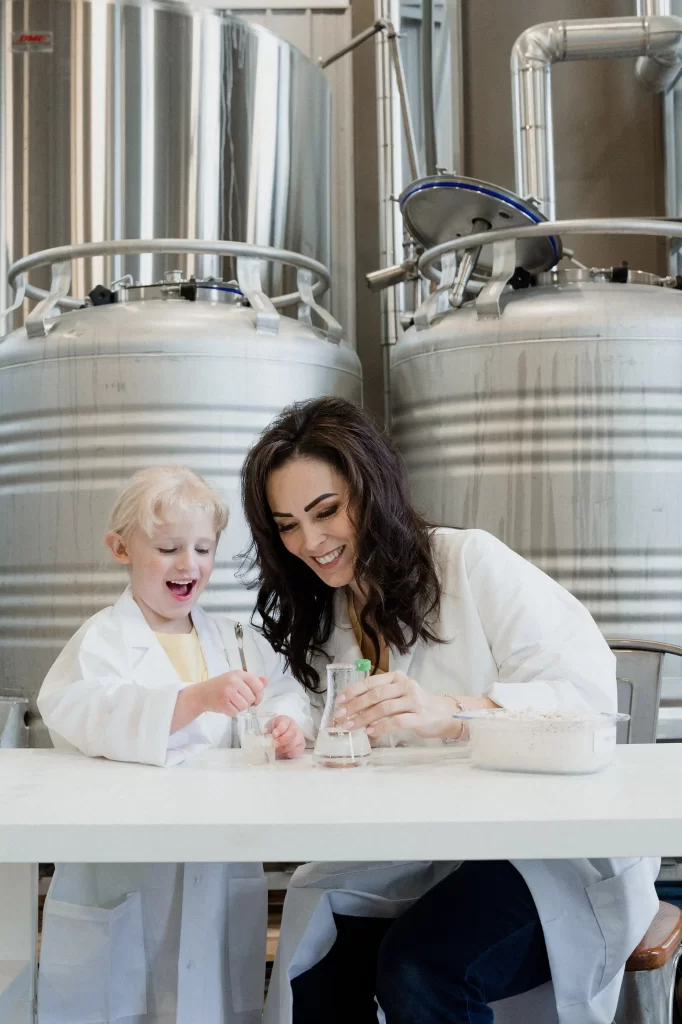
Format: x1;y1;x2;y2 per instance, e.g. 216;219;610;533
512;15;682;218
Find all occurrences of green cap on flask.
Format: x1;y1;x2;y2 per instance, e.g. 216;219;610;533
355;659;372;673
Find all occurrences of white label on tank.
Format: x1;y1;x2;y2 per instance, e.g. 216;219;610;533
12;31;53;53
594;727;617;754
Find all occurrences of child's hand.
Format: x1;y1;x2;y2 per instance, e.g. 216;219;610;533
270;716;306;759
171;672;266;735
201;671;266;717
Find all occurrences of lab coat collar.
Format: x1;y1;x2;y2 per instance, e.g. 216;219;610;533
112;587;158;650
111;587;228;678
332;588;418;679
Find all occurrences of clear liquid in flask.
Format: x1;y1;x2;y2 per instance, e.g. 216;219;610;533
314;662;372;769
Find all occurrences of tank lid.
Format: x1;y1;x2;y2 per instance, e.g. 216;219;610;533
398;174;562;274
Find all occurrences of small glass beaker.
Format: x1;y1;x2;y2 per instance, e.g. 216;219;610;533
314;663;372;768
238;710;277;765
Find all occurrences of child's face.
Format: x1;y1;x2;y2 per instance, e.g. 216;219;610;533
108;510;219;631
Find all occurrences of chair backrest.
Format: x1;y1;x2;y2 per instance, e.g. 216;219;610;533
608;639;682;745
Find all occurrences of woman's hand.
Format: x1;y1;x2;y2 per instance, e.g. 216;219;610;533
270;715;306;759
333;672;496;741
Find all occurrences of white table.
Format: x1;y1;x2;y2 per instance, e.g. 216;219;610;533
1;744;680;1021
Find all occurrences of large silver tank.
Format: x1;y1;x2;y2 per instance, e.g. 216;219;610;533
0;242;362;744
392;232;682;658
0;0;330;311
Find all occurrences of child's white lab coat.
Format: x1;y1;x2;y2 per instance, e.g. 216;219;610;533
37;587;314;1024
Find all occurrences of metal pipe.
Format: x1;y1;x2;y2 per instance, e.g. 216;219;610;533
642;1;679;275
366;259;418;291
319;20;420;181
448;0;465;174
386;29;420;180
418;216;682;281
512;15;682;219
422;0;437;175
318;22;384;69
4;238;331;313
374;2;402;430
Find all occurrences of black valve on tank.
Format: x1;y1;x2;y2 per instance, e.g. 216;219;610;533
611;262;629;284
88;284;116;306
509;267;532;290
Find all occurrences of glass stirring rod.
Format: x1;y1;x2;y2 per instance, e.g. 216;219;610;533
234;622;248;671
232;622;249;749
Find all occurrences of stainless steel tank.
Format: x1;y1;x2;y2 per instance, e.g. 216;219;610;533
391;218;682;662
0;240;362;744
0;0;330;311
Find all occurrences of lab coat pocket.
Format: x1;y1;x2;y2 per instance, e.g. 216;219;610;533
38;891;147;1024
227;876;268;1013
586;858;659;994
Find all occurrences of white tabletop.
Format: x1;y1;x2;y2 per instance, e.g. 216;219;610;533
0;745;678;863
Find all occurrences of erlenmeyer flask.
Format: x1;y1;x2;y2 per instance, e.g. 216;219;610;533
314;662;372;768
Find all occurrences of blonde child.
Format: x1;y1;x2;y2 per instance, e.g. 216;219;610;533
36;466;313;1024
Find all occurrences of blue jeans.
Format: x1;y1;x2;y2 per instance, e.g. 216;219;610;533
291;860;551;1024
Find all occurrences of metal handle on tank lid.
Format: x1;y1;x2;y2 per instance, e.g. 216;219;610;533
415;217;682;324
3;239;342;342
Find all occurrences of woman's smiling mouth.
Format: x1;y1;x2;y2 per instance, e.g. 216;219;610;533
313;546;345;568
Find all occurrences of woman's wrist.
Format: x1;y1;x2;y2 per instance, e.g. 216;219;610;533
433;695;466;739
438;694;499;739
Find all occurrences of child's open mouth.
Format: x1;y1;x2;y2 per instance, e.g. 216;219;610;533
166;580;197;600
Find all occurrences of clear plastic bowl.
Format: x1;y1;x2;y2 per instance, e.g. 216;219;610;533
452;709;630;775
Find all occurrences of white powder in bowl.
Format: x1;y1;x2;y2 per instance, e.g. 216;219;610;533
462;711;623;775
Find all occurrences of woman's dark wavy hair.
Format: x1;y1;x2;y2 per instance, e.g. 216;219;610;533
240;396;443;693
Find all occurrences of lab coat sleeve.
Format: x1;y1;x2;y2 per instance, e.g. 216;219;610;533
457;530;617;712
246;628;316;741
37;617;184;767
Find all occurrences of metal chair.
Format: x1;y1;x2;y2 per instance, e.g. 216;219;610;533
608;639;682;1024
0;697;28;748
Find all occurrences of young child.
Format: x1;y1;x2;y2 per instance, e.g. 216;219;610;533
36;466;313;1024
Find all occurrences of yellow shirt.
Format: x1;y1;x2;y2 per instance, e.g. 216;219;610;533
347;592;390;674
156;628;209;683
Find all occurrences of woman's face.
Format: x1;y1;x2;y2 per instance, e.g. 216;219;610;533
266;456;357;588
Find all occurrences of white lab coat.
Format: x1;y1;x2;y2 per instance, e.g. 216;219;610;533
264;528;660;1024
37;587;314;1024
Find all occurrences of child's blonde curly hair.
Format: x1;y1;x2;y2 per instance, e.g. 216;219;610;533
107;466;229;541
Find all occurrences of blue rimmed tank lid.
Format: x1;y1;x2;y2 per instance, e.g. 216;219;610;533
399;174;562;274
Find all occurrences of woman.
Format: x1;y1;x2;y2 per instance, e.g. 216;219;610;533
241;396;659;1024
